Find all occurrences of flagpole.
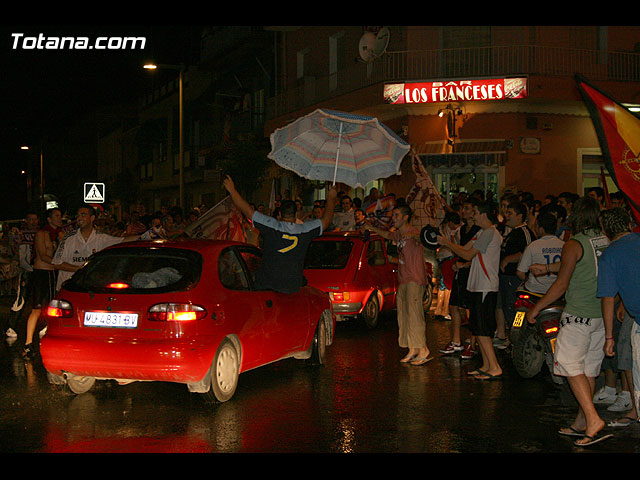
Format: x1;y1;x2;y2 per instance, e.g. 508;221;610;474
601;167;611;208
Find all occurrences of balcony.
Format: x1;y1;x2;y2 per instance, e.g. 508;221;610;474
267;45;640;120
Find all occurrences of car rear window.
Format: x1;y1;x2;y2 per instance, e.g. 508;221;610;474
63;246;203;294
304;240;353;270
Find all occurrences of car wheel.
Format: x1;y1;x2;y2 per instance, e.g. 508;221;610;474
360;293;380;329
209;339;239;403
65;375;96;395
308;316;327;365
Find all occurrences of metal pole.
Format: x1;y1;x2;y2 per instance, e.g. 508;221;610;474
179;70;184;209
40;148;44;213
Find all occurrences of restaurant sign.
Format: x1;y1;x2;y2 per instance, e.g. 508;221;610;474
384;77;527;104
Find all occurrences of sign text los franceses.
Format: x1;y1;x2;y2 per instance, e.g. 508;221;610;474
384;77;528;104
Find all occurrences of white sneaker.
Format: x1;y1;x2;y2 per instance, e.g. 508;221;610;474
608;391;632;412
593;386;617;404
5;328;17;338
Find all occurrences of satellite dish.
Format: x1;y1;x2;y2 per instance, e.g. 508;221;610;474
373;27;390;57
358;31;376;62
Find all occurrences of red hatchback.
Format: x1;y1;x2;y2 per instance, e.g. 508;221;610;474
303;232;399;329
40;239;335;403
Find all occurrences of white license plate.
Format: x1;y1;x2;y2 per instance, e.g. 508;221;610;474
84;311;138;329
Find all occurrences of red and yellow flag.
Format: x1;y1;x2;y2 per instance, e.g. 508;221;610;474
183;196;246;243
576;75;640;224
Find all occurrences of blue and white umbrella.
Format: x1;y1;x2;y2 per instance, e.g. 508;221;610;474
268;109;410;189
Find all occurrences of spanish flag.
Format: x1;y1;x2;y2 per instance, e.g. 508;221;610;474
576;75;640;225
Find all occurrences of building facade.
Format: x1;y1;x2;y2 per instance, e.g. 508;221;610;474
264;26;640;205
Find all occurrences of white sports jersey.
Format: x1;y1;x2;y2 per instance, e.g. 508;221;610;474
517;234;565;294
52;228;124;291
467;226;502;293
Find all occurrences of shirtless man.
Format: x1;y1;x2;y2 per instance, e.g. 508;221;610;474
23;208;63;360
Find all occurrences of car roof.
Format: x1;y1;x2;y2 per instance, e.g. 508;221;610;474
103;237;255;253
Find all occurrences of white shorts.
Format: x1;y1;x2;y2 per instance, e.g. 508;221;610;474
553;312;605;378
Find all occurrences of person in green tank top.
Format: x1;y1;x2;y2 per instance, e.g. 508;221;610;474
526;196;612;447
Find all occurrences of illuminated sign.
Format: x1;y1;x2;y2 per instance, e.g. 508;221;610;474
84;182;105;203
384;77;527;104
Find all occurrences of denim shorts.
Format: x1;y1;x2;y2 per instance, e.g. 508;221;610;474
615;311;634;372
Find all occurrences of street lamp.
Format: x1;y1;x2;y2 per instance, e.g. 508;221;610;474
144;62;185;209
20;145;44;213
437;104;464;151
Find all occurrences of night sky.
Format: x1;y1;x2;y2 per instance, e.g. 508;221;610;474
0;22;204;219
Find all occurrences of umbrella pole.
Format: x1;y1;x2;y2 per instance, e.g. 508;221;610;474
332;121;343;186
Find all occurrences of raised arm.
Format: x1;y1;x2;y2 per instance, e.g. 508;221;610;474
223;175;256;221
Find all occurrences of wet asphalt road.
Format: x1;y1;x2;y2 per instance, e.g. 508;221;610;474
1;299;639;454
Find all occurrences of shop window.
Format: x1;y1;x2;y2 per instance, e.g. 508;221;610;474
434;168;499;205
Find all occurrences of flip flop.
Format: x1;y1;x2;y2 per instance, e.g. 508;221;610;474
400;355;417;363
410;356;433;366
558;426;586;437
466;369;486;376
608;417;639;428
574;432;614;447
474;372;502;381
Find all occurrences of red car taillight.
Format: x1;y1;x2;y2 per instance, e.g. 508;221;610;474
330;292;351;302
148;303;207;322
47;299;74;318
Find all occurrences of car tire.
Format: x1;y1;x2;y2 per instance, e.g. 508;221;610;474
360;293;380;330
308;315;327;365
65;375;96;395
208;338;240;403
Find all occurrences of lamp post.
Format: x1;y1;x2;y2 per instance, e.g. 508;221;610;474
20;145;44;213
143;62;185;209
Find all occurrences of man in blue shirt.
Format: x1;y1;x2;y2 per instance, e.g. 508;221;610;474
223;175;337;293
598;207;640;429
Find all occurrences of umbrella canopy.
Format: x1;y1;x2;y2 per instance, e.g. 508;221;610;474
268;109;410;189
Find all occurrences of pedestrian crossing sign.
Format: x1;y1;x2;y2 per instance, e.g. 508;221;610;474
84;183;105;203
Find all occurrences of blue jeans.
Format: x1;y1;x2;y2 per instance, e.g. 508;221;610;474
631;321;640;414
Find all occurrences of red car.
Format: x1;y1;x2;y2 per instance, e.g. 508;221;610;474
301;232;410;329
303;232;435;329
40;239;335;403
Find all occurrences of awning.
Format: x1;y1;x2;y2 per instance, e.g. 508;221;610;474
412;139;508;167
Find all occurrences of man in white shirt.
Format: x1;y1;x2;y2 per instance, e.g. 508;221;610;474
438;201;503;380
52;205;140;292
516;212;564;294
333;196;356;231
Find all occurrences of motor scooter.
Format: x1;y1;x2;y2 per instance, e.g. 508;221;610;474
510;287;564;384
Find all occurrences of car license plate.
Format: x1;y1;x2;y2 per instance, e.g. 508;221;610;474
84;311;138;329
513;311;526;328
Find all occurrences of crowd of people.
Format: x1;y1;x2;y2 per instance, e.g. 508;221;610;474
0;203;209;360
434;185;639;446
1;180;639;448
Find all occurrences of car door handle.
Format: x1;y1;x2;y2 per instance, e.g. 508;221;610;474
266;300;273;308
